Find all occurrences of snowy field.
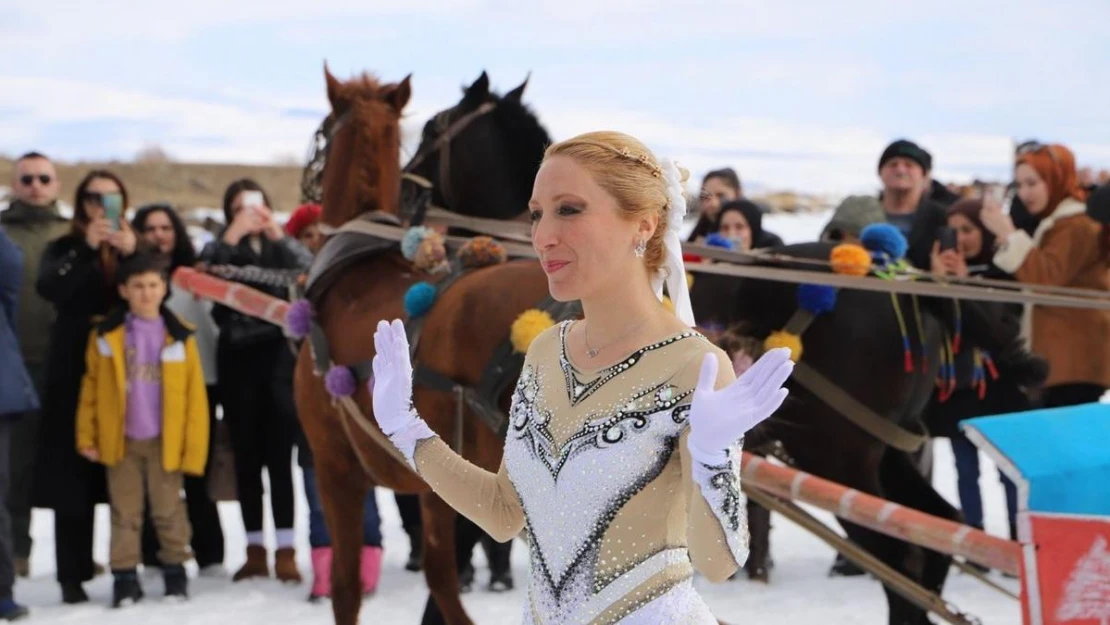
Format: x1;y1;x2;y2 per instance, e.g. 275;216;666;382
17;441;1022;624
12;209;1027;624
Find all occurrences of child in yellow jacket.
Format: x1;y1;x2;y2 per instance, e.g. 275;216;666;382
75;251;209;607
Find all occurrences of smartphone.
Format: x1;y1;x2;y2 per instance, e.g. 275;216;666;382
241;190;264;214
102;193;123;231
937;226;958;252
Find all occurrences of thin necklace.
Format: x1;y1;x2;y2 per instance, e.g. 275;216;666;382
583;317;651;359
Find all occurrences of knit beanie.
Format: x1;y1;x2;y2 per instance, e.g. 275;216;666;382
878;139;932;173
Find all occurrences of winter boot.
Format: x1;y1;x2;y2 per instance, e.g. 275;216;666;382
163;564;188;600
308;548;332;603
0;598;29;621
111;570;144;608
13;558;28;579
60;582;88;604
360;546;383;596
233;545;270;581
405;535;424;572
275;547;303;584
481;536;514;592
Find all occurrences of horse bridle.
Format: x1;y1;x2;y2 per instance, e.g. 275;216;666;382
401;101;497;224
307;98;497;228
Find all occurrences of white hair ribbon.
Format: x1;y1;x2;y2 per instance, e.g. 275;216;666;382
653;157;696;327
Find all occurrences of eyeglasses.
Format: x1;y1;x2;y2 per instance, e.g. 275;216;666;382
19;174;52;186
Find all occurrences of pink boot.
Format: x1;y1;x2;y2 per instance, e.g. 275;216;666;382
360;546;383;595
309;547;333;602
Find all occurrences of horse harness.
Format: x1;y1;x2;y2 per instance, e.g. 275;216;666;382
301;211;580;456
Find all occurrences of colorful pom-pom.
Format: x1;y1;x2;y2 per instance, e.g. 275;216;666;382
764;330;803;361
705;232;735;249
830;243;872;276
458;236;508;269
325;365;357;398
413;232;447;273
797;284;838;315
285;299;314;339
510;309;556;353
401;226;434;261
403;282;437;318
859;223;908;261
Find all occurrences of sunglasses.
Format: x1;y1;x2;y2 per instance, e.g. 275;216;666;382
19;174;52;186
1015;141;1061;168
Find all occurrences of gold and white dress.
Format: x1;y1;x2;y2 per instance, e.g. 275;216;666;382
397;321;748;624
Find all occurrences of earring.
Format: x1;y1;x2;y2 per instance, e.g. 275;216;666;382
634;238;647;258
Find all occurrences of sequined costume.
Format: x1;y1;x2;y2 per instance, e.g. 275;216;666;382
400;321;747;624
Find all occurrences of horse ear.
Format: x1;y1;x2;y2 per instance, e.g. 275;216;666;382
504;72;530;103
464;70;490;102
324;62;342;108
386;74;412;113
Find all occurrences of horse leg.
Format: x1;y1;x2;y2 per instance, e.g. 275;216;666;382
316;456;368;625
879;448;962;621
418;493;474;625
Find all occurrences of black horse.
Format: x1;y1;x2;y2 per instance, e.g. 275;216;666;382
398;70;552;624
691;246;968;625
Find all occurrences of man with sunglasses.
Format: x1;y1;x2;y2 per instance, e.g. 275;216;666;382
0;151;68;579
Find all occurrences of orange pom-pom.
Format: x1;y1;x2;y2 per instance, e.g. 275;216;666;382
458;236;508;269
830;244;872;276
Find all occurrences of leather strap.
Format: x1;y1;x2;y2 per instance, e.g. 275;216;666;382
791;361;927;453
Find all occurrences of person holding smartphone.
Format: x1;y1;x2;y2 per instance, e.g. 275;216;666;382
926;198;1048;555
33;170;136;604
199;179;311;584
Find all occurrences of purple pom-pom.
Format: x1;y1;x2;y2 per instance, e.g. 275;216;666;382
325;365;357;398
286;299;314;339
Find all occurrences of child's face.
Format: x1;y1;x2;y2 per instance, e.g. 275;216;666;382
119;272;167;318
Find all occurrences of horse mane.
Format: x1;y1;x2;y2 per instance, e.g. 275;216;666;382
331;72;386;104
489;95;552;188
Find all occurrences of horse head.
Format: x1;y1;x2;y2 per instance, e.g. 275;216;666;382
317;64;412;229
403;70;551;221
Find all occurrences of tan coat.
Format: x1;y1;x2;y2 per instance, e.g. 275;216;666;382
994;198;1110;388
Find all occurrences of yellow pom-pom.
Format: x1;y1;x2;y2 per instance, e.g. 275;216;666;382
686;272;695;290
510;309;556;353
830;243;872;276
764;330;803;361
661;296;674;313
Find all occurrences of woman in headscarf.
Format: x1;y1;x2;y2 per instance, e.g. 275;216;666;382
712;199;784;251
981;143;1110;408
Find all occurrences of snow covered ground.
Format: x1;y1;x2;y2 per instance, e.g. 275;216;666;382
12;209;1025;623
16;441;1022;624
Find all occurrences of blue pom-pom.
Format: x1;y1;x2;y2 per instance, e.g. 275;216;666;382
403;282;437;318
401;226;433;261
705;232;735;249
859;223;908;261
797;284;838;315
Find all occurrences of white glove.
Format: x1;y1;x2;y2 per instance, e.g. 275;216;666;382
371;319;432;459
687;347;793;466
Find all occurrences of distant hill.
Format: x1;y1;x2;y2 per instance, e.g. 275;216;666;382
0;157;307;217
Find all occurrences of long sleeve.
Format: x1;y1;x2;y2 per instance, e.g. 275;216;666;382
75;332;101;453
182;337;211;476
272;236;313;271
0;229;22;325
407;435;526;543
680;349;747;582
36;237;100;306
198;237;240;266
993;217;1100;286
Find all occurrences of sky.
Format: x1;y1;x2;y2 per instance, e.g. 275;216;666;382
3;0;1109;195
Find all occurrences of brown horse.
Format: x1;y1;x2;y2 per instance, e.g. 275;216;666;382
294;67;569;625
